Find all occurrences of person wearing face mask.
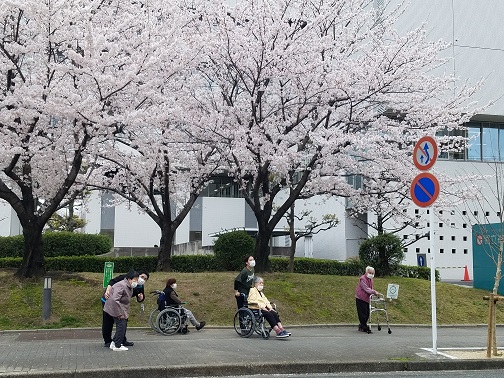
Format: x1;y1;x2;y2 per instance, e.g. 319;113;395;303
103;270;140;351
163;278;206;331
101;270;150;347
247;276;290;338
355;266;381;334
234;255;255;309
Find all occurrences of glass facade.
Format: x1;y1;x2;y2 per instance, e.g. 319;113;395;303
440;122;504;162
200;175;240;198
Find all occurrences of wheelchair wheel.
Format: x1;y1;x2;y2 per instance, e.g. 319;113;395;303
148;308;161;332
157;308;182;335
260;327;271;340
233;307;255;338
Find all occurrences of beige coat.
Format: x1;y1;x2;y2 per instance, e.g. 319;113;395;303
247;287;272;310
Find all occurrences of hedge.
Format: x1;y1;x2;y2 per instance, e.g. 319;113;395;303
0;255;437;280
0;232;112;258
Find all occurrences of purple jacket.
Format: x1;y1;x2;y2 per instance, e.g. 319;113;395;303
103;278;133;319
355;274;377;303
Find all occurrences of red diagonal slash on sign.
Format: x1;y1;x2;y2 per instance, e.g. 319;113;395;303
410;172;440;207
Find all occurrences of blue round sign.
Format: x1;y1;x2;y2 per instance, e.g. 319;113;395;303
410;173;440;207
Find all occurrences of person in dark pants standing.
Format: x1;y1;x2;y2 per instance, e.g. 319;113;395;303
103;271;139;351
355;266;381;334
234;255;255;309
101;271;149;347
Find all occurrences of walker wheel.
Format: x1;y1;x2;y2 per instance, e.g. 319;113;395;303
378;326;381;331
181;327;188;334
388;329;392;334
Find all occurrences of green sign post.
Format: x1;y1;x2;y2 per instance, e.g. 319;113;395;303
103;262;114;288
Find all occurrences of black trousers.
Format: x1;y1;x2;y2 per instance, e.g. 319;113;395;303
102;303;128;344
261;309;281;329
356;298;370;331
236;294;245;309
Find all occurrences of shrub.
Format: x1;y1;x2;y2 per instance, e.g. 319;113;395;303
213;230;255;271
0;232;112;258
0;235;24;257
358;233;404;277
42;232;112;257
0;254;435;280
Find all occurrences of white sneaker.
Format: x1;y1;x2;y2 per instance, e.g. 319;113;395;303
109;341;115;350
112;345;128;351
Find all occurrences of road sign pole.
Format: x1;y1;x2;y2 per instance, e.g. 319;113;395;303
430;206;437;354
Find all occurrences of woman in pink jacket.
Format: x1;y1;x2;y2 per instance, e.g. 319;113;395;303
355;266;381;334
103;271;139;351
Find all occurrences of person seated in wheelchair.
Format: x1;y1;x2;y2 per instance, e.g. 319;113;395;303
163;278;206;331
247;276;290;338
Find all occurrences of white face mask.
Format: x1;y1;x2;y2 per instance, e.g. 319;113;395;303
366;273;374;279
257;284;264;291
249;260;256;267
137;277;146;286
171;283;177;289
131;281;138;288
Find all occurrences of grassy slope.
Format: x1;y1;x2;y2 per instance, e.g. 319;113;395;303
0;268;502;330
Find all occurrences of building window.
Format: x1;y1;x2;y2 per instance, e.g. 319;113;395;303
464;249;468;254
439;122;504;162
452;249;456;254
440;248;444;253
463;224;467;228
416;248;420;253
202;175;240;198
439;223;443;227
462;210;467;215
451;236;456;241
415;209;419;214
439;236;444;240
403;235;408;239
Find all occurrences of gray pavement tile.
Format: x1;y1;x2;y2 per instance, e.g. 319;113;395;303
0;326;503;377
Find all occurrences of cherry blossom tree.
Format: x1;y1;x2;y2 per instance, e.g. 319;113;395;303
0;0;170;277
89;125;222;272
188;0;478;272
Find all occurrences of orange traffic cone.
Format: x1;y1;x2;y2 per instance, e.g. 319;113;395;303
462;265;471;281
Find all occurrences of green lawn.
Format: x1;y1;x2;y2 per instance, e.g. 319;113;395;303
0;269;502;330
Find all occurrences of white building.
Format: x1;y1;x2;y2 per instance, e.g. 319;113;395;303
2;1;504;280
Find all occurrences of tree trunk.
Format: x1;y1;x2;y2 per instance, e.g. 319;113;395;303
15;223;45;278
254;227;272;273
157;224;175;272
288;204;296;273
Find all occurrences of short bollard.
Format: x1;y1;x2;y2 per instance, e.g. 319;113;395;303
43;276;52;320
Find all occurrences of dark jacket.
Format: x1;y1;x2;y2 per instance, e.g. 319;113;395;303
101;274;145;304
163;286;182;307
234;267;254;295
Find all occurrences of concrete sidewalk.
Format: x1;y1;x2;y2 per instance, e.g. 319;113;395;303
1;325;504;377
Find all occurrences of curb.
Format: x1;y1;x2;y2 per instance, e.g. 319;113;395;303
2;360;504;378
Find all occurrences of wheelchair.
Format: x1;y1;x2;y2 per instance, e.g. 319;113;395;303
233;300;272;340
155;292;190;335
